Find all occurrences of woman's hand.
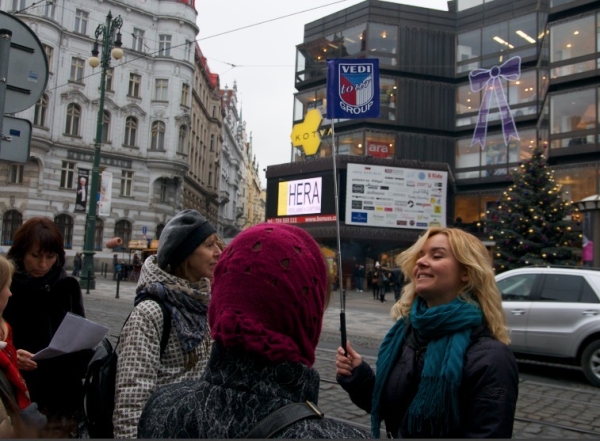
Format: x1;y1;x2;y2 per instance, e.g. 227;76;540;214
336;340;362;377
16;349;38;371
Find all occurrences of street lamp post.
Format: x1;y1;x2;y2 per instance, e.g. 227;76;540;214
80;11;123;290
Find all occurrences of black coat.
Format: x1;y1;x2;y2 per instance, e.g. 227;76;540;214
338;323;518;438
3;268;91;419
138;343;367;439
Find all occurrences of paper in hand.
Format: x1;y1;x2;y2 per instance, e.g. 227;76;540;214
32;312;108;361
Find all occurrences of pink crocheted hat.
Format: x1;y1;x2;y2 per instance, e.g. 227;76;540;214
209;223;328;366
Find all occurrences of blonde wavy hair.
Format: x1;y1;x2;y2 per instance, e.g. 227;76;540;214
0;255;15;341
390;227;510;345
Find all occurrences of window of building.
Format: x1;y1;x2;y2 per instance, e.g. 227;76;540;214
181;83;190;106
158;34;172;56
60;161;75;188
34;94;48;127
293;87;327;123
128;73;141;98
95;218;104;251
184;40;192;60
178;126;187;153
380;77;398;121
554;165;599;203
1;210;22;245
9;164;23;184
105;67;114;92
337;131;366;156
550;87;596;146
341;23;367;56
120;171;133;197
124;116;138;147
154;79;169;101
366;23;398;67
44;0;55;18
101;110;111;142
151;121;166;150
550;14;595;78
10;0;26;11
65;103;81;136
132;28;145;52
43;44;53;72
74;9;88;34
456;29;481;73
54;214;73;249
70;57;85;83
159;178;168;203
114;219;132;247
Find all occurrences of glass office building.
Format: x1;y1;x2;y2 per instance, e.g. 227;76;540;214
291;0;600;231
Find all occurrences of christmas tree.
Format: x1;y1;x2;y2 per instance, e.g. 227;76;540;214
486;144;581;274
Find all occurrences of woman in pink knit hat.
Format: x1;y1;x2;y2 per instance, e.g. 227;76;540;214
138;223;367;439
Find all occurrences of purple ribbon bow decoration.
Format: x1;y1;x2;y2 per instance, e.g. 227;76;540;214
469;56;521;149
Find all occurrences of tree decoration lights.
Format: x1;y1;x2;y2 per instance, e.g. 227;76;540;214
486;144;581;273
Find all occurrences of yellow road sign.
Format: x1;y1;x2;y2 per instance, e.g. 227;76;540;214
290;109;323;156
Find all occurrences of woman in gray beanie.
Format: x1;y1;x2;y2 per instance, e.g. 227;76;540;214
113;209;221;439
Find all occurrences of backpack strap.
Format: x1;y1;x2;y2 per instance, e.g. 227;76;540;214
117;297;172;357
243;400;324;439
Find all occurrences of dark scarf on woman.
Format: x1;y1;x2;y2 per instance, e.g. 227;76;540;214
10;266;65;295
371;296;483;438
135;256;210;369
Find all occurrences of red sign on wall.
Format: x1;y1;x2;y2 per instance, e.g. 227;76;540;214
366;142;390;158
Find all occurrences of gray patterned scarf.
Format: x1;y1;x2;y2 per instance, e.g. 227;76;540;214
136;255;210;368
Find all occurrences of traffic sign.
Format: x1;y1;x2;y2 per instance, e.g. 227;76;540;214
0;11;48;113
0;115;30;163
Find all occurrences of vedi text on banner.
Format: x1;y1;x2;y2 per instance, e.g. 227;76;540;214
326;58;380;119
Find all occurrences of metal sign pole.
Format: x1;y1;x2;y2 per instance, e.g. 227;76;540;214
331;118;347;354
0;28;12;155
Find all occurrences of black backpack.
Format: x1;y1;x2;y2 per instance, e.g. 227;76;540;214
83;298;171;439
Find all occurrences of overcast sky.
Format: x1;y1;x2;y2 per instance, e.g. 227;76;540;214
196;0;448;187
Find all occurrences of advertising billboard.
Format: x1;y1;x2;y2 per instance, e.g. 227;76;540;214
266;172;337;225
345;163;447;229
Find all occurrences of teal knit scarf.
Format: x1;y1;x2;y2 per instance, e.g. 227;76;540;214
370;296;483;438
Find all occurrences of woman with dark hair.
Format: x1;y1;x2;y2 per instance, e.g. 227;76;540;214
3;216;90;437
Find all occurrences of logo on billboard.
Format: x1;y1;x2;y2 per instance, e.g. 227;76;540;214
351;212;368;223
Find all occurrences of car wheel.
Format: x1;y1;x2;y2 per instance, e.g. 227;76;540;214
581;340;600;387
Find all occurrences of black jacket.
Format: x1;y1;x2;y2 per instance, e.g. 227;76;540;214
4;268;91;418
337;323;518;438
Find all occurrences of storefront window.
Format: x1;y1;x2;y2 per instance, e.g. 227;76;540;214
367;23;398;66
342;24;367;57
551;87;596;136
295;40;327;84
550;15;596;78
380;77;397;121
455;194;499;223
554;166;599;203
365;131;395;159
482;21;509;57
456;84;481;115
457;29;481;64
456;138;481;179
337;131;364;156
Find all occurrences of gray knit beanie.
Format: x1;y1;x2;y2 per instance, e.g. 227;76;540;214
157;209;217;271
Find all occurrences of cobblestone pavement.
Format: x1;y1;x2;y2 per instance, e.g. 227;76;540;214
83;279;600;438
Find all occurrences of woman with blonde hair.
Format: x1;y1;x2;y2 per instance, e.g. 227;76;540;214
336;227;518;438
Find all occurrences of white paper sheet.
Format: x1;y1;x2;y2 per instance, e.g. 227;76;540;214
32;312;108;361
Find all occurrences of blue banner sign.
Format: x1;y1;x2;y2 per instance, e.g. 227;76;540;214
326;58;380;119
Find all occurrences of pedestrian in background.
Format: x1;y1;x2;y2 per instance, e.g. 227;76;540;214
336;227;518;438
4;217;90;437
138;223;367;439
71;252;82;277
113;209;221;439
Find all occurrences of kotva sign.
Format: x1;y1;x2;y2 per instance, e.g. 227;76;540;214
326;58;380;119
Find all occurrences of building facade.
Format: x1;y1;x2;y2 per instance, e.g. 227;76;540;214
184;43;222;228
0;0;238;266
269;0;600;282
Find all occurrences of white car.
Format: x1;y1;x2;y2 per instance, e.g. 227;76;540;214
496;266;600;387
